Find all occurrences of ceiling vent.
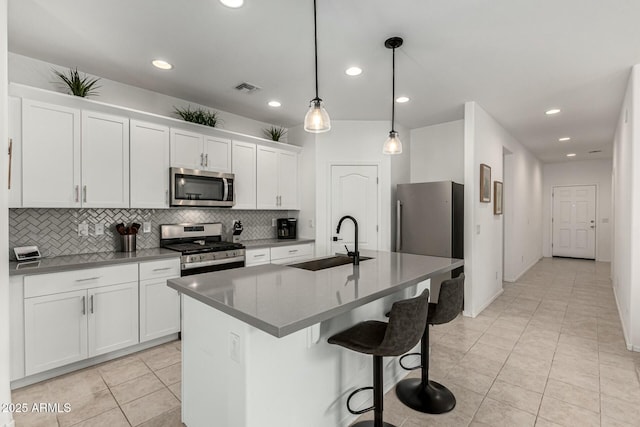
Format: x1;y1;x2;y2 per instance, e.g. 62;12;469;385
588;150;602;154
234;82;261;94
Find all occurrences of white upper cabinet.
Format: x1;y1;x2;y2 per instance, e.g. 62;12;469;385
22;99;81;208
170;128;203;170
170;128;232;172
256;146;298;210
81;111;130;208
204;136;232;173
277;150;298;210
232;141;257;209
8;96;22;208
130;120;170;208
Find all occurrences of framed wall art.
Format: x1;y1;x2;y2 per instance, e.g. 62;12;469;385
494;181;503;215
480;163;491;203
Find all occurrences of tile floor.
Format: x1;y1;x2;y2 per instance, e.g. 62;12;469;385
11;258;640;426
353;257;640;426
11;340;183;427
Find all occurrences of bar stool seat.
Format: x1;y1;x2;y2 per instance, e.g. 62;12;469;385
328;289;430;427
395;273;465;414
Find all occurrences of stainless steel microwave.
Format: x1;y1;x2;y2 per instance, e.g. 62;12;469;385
170;168;235;207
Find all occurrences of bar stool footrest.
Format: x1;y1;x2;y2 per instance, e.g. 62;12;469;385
347;386;375;415
395;378;456;414
398;352;422;371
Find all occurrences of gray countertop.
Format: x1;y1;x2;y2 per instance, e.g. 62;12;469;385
8;248;180;276
241;238;315;249
168;250;463;338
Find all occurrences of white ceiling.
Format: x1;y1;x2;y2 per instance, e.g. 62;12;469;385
8;0;640;163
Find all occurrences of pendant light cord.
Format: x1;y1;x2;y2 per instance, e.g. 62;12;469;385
391;45;396;132
313;0;319;101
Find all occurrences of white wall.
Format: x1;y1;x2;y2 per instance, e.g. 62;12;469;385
612;65;640;351
542;160;612;261
308;120;408;256
409;120;464;184
8;53;280;140
1;1;13;426
288;125;316;239
464;102;543;317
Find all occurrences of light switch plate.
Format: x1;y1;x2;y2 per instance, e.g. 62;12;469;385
94;223;104;236
143;222;151;233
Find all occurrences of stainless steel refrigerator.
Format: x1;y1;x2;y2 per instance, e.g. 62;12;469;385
396;181;464;290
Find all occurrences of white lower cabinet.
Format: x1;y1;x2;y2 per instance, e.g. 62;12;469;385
88;282;139;357
24;289;88;376
139;259;181;342
245;248;271;267
22;263;141;376
245;243;315;267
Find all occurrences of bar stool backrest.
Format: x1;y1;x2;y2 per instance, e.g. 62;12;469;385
429;273;465;326
375;288;430;357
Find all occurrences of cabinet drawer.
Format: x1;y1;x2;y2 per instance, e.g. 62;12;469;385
270;243;314;261
245;248;270;267
25;264;138;298
140;258;181;280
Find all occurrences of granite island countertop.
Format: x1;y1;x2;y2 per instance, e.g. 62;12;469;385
8;248;180;276
168;250;463;338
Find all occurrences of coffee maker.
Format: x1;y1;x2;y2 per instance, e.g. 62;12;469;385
277;218;297;240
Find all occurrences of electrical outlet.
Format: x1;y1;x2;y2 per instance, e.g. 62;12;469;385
94;223;104;236
476;224;480;235
272;218;277;227
308;219;314;228
78;222;89;237
143;222;151;233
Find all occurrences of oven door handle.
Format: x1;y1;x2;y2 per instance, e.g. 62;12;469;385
182;256;245;270
223;178;229;202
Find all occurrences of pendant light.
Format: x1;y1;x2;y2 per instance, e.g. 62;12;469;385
383;37;403;154
304;0;331;133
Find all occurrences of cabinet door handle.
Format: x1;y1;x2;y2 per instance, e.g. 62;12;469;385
90;295;94;314
289;249;298;254
7;138;12;190
205;154;209;167
200;153;204;167
253;254;266;258
75;185;79;203
153;267;172;272
75;276;101;282
165;190;169;205
83;185;87;203
81;296;86;315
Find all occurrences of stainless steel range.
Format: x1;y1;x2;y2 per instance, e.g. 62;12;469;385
160;223;245;276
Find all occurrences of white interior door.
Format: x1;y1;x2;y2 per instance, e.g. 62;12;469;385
552;185;596;259
330;165;379;254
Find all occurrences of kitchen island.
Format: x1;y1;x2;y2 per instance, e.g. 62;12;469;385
168;250;463;427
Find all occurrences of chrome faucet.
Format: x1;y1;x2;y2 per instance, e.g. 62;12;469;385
336;215;359;265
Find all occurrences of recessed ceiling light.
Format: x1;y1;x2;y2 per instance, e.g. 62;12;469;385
151;59;173;70
345;67;363;76
268;101;281;108
220;0;244;8
545;108;561;115
566;153;576;157
396;96;410;103
558;137;571;141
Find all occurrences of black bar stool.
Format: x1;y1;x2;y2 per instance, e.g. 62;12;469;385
328;289;430;427
395;273;465;414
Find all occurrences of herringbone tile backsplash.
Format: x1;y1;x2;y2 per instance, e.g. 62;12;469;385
9;208;297;259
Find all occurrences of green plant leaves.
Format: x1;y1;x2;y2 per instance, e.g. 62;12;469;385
263;126;287;141
174;105;218;127
53;67;101;97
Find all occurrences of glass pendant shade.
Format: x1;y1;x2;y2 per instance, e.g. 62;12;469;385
382;130;402;154
304;99;331;133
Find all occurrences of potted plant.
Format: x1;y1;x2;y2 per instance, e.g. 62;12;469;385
174;105;219;127
263;126;287;142
53;67;101;97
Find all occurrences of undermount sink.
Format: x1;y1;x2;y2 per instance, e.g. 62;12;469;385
288;255;373;271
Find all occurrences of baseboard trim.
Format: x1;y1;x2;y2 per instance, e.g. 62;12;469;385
612;286;633;351
470;288;504;318
504;256;543;283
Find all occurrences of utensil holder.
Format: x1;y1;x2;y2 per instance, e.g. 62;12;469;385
120;234;136;252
